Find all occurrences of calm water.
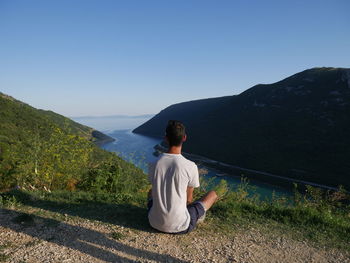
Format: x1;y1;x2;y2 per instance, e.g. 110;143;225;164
102;129;292;200
102;129;160;171
73;116;291;199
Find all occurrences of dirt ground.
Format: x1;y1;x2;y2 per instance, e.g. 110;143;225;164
0;208;349;263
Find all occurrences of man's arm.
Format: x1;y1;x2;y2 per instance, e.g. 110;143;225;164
187;186;194;204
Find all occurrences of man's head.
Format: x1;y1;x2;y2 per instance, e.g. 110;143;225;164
165;120;186;147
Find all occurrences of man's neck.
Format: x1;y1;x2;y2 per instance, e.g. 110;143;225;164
167;145;182;155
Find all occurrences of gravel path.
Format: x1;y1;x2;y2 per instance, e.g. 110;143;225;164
0;208;349;263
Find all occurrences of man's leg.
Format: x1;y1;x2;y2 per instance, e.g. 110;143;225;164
194;190;217;225
199;190;217;211
182;191;217;232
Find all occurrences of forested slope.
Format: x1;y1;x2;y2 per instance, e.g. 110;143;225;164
0;92;146;192
134;68;350;189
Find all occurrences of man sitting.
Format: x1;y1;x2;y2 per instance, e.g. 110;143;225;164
147;120;217;234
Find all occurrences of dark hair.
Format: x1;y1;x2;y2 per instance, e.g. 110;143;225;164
165;120;186;146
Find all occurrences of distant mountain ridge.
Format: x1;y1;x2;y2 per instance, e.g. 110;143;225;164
72;114;154;120
133;67;350;189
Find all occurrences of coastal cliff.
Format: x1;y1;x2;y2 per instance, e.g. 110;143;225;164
134;67;350;189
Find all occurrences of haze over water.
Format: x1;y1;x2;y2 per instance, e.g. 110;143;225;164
72;115;154;133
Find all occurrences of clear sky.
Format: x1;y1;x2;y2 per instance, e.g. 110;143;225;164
1;0;349;116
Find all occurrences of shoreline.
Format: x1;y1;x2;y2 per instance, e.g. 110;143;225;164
91;129;116;146
154;144;340;192
93;137;115;146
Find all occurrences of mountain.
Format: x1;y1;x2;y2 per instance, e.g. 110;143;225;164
0;92;114;145
72;114;155;119
0;92;145;192
71;114;155;132
133;67;350;189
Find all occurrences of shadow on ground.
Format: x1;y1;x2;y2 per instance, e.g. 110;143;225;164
2;190;153;232
0;208;188;263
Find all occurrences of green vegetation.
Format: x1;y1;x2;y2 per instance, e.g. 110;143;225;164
0;253;10;262
0;242;11;262
0;92;146;193
208;181;350;250
1;179;349;251
111;231;126;240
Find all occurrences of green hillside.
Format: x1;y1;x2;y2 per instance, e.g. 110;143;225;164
133;67;350;189
0;92;147;193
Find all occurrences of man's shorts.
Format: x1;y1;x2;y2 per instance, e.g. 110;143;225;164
147;199;206;234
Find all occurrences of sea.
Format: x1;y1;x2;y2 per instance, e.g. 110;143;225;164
72;115;292;200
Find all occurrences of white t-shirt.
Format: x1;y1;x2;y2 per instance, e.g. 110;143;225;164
148;153;200;233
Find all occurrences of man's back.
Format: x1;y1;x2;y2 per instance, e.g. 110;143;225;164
148;153;199;233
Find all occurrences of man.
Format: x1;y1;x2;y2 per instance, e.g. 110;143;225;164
147;120;217;234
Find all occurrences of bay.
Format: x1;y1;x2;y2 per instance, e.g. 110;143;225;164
102;130;292;200
74;116;292;200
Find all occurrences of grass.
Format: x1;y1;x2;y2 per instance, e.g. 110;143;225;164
111;231;125;240
0;254;9;263
0;189;151;231
207;183;350;250
1;180;349;252
0;242;12;262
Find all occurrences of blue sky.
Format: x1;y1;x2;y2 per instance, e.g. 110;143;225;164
0;0;349;116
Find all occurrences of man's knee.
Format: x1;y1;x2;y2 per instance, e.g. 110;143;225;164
200;190;218;210
208;190;218;201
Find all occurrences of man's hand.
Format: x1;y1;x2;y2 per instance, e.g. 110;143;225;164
187;187;194;205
